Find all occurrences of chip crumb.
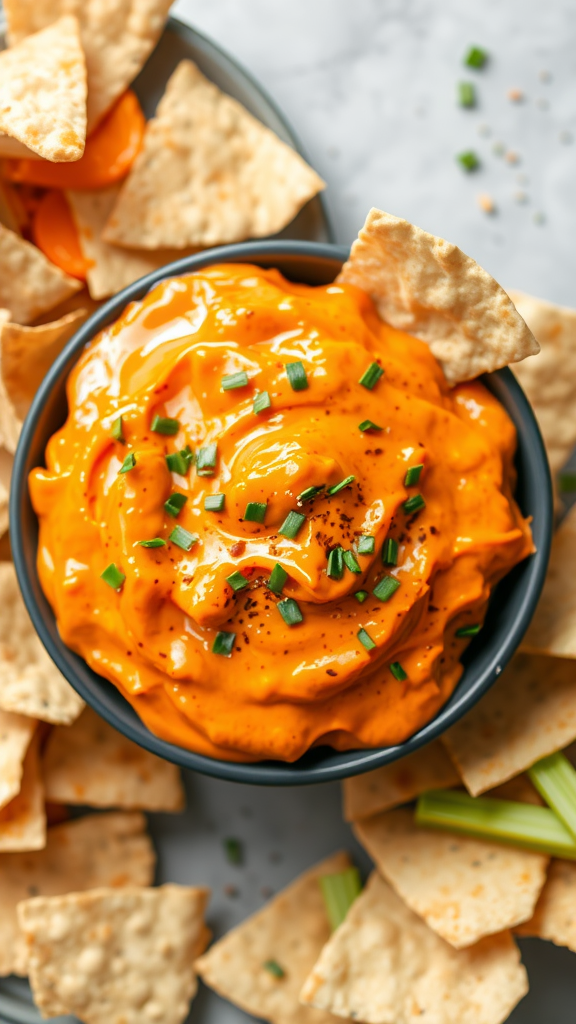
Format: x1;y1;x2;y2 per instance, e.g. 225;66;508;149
539;69;552;82
514;191;529;204
533;211;546;224
492;141;505;156
508;88;524;103
223;884;239;898
505;150;520;164
477;193;496;214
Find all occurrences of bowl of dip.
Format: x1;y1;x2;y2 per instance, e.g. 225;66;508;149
10;241;553;784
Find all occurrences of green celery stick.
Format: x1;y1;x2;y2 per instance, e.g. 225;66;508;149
320;867;362;931
528;751;576;841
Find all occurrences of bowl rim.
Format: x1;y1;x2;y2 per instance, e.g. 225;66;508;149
10;239;553;785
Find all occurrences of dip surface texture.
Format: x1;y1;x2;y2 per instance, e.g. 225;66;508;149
30;265;533;762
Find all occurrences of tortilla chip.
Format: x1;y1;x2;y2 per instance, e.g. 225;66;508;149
300;871;528;1024
0;476;8;538
0;731;45;851
0;444;12;539
196;851;350;1024
442;654;576;795
522;505;576;659
0;562;85;725
19;883;208;1023
103;60;325;250
336;209;539;385
0;810;155;976
42;705;185;811
5;0;173;132
0;224;82;324
515;859;576;951
0;16;86;163
343;740;460;822
0;708;36;811
32;285;101;326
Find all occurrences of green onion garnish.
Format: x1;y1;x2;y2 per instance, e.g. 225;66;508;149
415;789;576;859
457;150;480;172
196;443;218;476
168;526;198;551
223;836;243;863
458;81;476;107
343;550;361;574
358;419;382;432
327;475;355;496
404;464;424;487
382;538;398;565
277;597;303;626
320;867;362;931
528;752;576;842
166;447;194;475
279;510;306;539
465;45;488;69
354;590;368;603
119;452;136;474
390;661;407;681
253;391;271;414
138;538;166;548
151;414;179;436
164;492;188;518
358;362;384;390
286;361;308;391
222;371;249;391
213;632;236;657
357;535;375;556
358;627;376;651
559;471;576;492
100;563;126;591
373;575;400;602
226;570;249;593
263;960;285;979
111;415;125;443
327;547;344;580
268;563;288;594
297;484;324;503
204;493;225;512
403;494;426;515
455;624;481;638
244;501;267;524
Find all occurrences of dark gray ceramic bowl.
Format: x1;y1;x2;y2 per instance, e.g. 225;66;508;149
10;241;553;785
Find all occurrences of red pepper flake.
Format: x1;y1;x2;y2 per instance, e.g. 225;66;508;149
230;541;246;557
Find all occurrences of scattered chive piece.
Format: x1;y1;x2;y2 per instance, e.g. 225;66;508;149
358;419;382;432
223;836;243;863
286;361;308;391
277;597;303;626
320;867;362;931
357;535;375;556
168;525;198;551
327;475;355;496
244;501;267;524
222;370;249;391
279;510;306;539
404;464;424;487
138;538;166;548
458;81;476;107
111;415;125;443
415;789;576;859
253;390;271;414
527;752;576;841
164;492;188;518
212;632;236;657
268;563;288;595
263;960;285;980
455;623;481;638
297;484;324;503
359;362;384;390
204;493;225;513
343;550;362;574
390;661;408;681
166;447;194;475
457;150;480;172
358;627;376;651
465;45;488;69
196;443;217;476
403;494;426;516
118;452;136;474
327;547;344;580
354;590;369;603
226;570;249;593
151;414;179;436
100;563;126;591
382;538;398;566
373;575;401;602
559;471;576;492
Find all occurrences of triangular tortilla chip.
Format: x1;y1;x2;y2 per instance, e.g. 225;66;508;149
195;851;350;1024
19;884;209;1024
337;209;539;385
42;705;185;811
0;709;36;811
103;60;325;250
515;859;576;951
0;562;85;725
0;731;45;852
343;740;460;822
522;504;576;659
0;224;81;324
0;477;8;538
0;16;86;163
442;654;576;795
0;445;12;538
0;810;155;976
353;807;548;949
300;872;528;1024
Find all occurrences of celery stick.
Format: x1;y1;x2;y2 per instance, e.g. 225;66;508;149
528;751;576;841
415;789;576;859
320;867;362;931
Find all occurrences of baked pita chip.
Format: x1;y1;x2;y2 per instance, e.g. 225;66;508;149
0;16;86;163
515;859;576;951
196;851;350;1024
0;731;45;852
442;654;576;795
522;504;576;659
0;709;36;811
19;884;209;1024
337;209;539;385
0;224;82;324
103;60;325;250
0;810;155;976
0;562;85;725
42;705;185;811
300;872;528;1024
343;740;460;822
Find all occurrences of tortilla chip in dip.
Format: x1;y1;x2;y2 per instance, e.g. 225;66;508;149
0;224;82;324
522;504;576;659
515;859;576;952
337;208;538;385
0;731;45;852
0;709;37;811
195;851;350;1024
103;60;325;250
300;871;528;1024
343;740;460;822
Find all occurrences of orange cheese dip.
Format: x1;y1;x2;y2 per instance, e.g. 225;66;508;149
30;265;533;762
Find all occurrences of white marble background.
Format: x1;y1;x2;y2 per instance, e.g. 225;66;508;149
174;0;576;307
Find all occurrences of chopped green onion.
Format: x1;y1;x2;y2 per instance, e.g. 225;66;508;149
359;362;384;390
403;494;426;515
373;575;400;602
458;81;476;107
253;390;271;414
196;443;218;476
390;661;407;681
343;550;361;574
222;370;249;391
111;415;125;443
327;475;355;496
457;150;480;172
358;627;376;651
168;525;198;551
268;563;288;595
151;414;179;435
118;452;136;474
138;538;166;548
166;447;194;475
279;510;306;539
357;535;375;555
358;419;382;432
244;501;267;524
404;464;424;487
286;361;308;391
465;45;488;69
164;492;188;518
354;590;369;603
528;752;576;841
204;493;225;513
327;547;344;580
455;623;481;638
213;632;236;657
415;789;576;860
559;471;576;493
263;959;285;979
277;597;303;626
320;867;362;931
226;570;249;593
100;563;125;591
297;484;324;503
223;836;243;863
382;538;398;566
